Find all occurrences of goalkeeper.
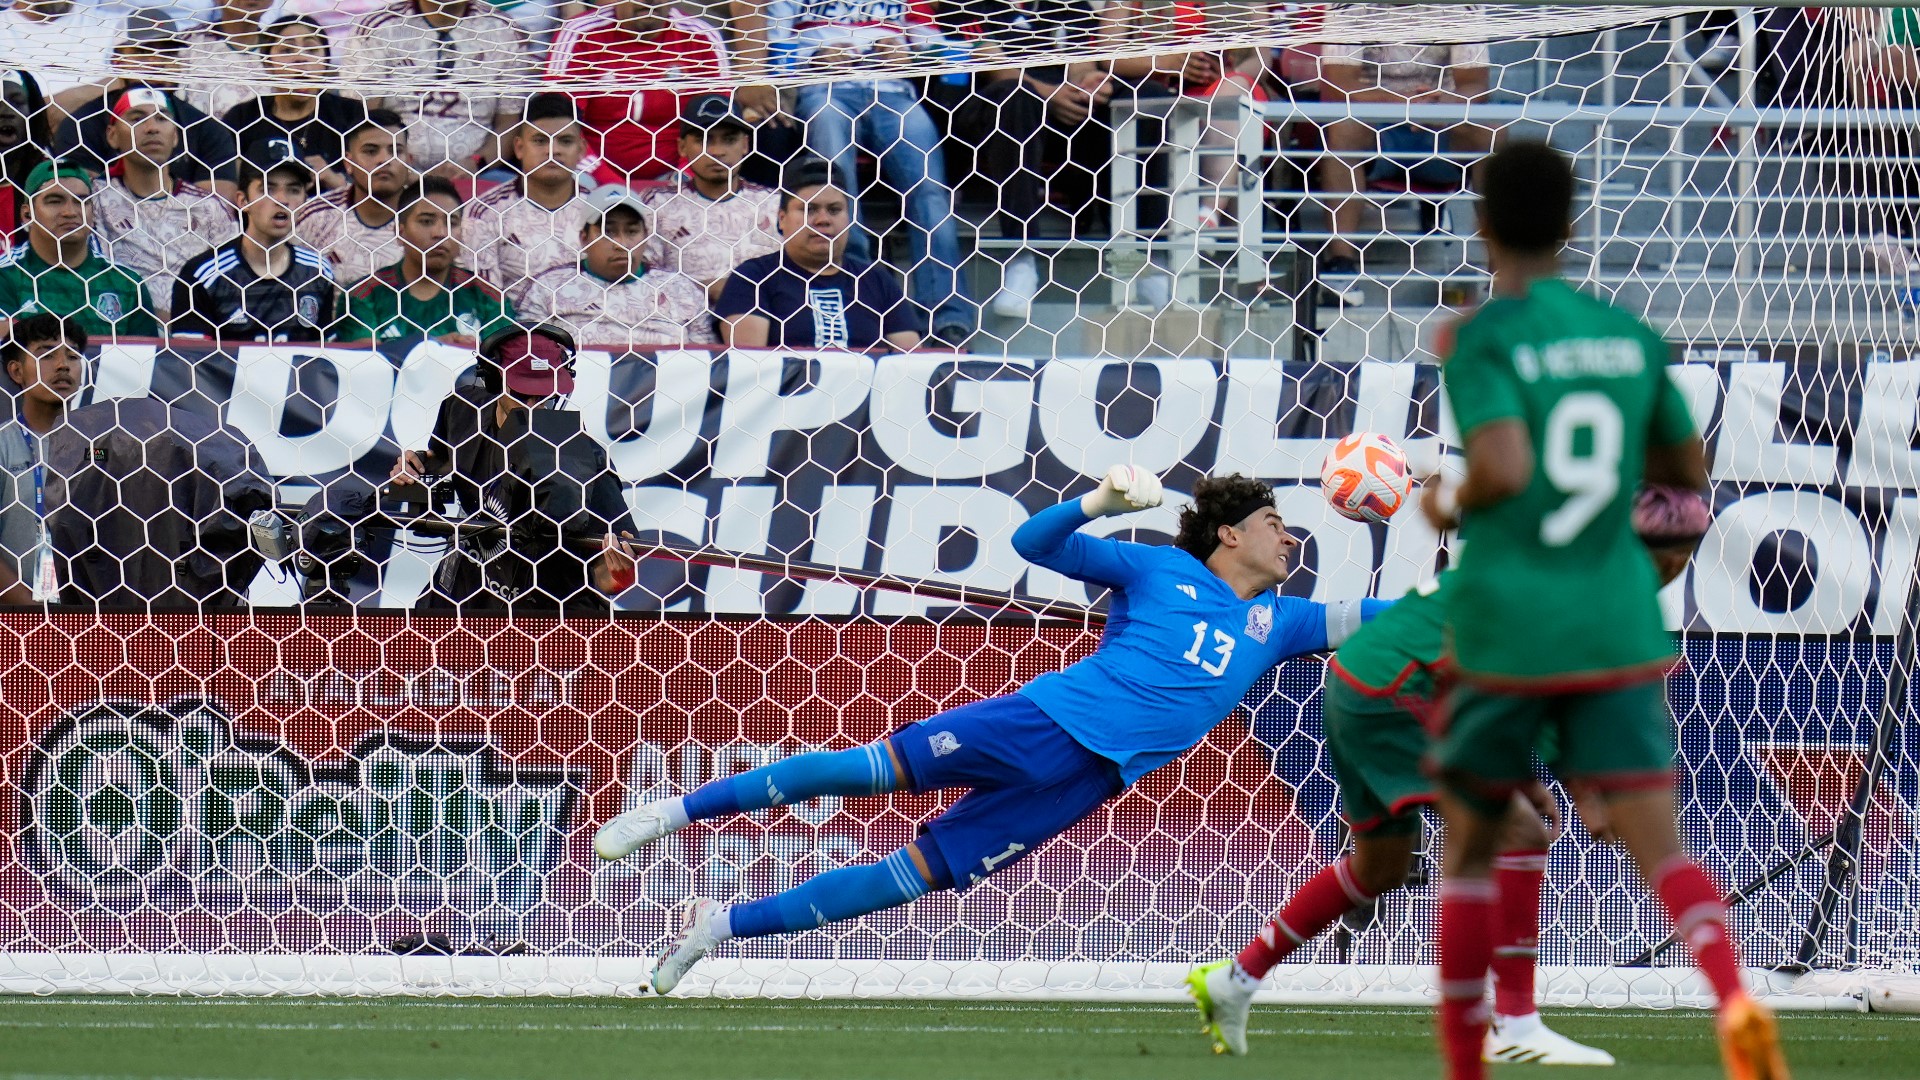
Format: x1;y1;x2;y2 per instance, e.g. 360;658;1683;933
1187;486;1710;1064
596;469;1389;994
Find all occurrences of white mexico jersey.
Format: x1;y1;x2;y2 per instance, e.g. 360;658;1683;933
462;182;588;308
88;177;239;319
294;187;401;288
642;177;782;287
521;264;718;350
337;0;533;169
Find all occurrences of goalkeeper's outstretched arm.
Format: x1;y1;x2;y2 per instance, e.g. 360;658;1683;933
1011;465;1164;588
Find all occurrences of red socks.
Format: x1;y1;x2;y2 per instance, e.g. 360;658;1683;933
1490;849;1547;1018
1237;856;1377;978
1438;877;1499;1080
1652;855;1745;1004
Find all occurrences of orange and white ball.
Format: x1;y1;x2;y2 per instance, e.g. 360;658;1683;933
1320;432;1414;525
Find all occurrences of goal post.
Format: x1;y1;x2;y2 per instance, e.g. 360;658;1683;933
0;4;1917;1007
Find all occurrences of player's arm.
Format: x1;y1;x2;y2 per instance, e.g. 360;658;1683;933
1423;320;1529;531
1272;595;1395;656
1644;363;1709;491
1010;465;1163;589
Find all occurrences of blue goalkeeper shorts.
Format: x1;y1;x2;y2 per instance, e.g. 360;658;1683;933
889;694;1124;890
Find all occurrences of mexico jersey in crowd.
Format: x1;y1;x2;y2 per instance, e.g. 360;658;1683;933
336;0;534;170
521;261;715;349
170;238;338;343
295;187;400;287
88;175;237;320
462;180;591;308
545;5;730;182
642;174;782;287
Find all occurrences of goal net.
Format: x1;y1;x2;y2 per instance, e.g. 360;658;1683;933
0;1;1917;1008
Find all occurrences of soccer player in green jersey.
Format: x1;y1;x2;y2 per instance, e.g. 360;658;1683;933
1420;142;1786;1080
1187;490;1704;1064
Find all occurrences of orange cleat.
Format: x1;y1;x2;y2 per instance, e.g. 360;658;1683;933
1717;995;1790;1080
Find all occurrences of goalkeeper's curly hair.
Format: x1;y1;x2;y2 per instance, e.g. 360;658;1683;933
1174;474;1276;562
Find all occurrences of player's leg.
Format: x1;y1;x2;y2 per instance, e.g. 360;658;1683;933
1430;685;1551;1080
1189;679;1427;1056
1559;684;1788;1080
648;697;1124;993
1562;686;1789;1078
1483;793;1616;1066
598;694;1037;860
594;738;905;860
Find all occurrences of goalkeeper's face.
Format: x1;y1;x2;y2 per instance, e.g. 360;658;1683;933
1222;506;1299;587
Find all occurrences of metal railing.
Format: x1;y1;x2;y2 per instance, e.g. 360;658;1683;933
1098;20;1920;341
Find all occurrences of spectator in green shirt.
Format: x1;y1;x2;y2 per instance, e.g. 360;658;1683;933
0;161;159;340
338;175;515;348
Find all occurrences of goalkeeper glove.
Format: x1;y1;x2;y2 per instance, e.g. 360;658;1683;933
1080;464;1164;518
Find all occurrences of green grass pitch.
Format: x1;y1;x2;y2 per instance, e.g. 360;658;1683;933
3;998;1917;1080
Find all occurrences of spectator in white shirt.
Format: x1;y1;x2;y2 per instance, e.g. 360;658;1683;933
643;94;783;300
87;88;240;319
0;0;122;112
521;185;716;350
338;0;534;176
463;92;592;307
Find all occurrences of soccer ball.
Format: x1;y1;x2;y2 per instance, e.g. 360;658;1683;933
1320;433;1414;524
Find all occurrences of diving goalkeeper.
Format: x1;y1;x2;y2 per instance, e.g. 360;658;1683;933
595;469;1389;993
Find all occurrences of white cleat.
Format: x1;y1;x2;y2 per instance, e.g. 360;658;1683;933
1185;959;1255;1056
651;897;728;996
593;802;682;861
1485;1013;1617;1066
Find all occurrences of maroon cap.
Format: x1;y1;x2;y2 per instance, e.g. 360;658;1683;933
498;332;575;397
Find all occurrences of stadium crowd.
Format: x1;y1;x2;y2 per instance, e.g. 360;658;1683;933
0;0;1518;351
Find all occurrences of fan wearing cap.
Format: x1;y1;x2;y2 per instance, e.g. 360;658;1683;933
462;93;592;308
0;161;158;339
640;94;782;300
49;11;242;199
520;185;715;349
390;324;643;610
714;159;920;351
88;87;239;321
171;144;337;345
338;176;517;347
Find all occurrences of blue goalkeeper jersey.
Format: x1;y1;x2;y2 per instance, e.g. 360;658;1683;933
1012;500;1385;784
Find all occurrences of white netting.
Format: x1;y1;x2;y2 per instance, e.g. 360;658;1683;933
0;3;1916;1007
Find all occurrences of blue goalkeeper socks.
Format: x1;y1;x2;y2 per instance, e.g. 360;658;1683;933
677;742;898;823
728;848;932;940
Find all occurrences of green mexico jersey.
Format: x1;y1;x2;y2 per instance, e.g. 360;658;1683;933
340;264;516;345
1442;277;1696;686
0;245;159;339
1327;577;1445;700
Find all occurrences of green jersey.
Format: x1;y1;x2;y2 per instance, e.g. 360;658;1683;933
339;263;516;345
1442;277;1696;688
1889;7;1920;45
0;244;159;339
1327;577;1445;700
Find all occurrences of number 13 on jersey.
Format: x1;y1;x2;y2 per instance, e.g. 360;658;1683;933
1183;621;1235;676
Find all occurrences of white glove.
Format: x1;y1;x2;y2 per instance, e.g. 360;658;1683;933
1080;464;1164;518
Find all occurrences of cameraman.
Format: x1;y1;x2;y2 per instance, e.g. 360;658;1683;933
389;323;641;611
